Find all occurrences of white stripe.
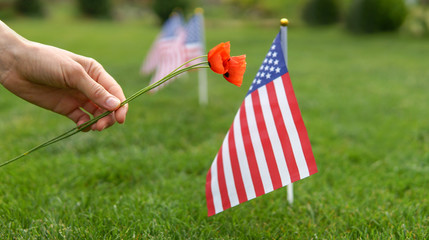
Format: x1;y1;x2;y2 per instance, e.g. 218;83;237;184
210;154;223;214
258;84;292;186
232;110;256;200
244;95;274;193
221;132;240;208
274;78;310;178
185;42;202;49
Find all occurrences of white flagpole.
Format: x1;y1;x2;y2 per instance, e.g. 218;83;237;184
280;18;293;205
196;8;208;106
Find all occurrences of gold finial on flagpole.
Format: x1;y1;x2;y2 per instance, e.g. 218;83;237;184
280;18;289;27
195;7;204;14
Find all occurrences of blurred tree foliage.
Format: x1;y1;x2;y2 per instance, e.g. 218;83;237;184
222;0;302;19
152;0;192;23
346;0;408;33
0;0;15;19
301;0;341;26
77;0;112;19
404;3;429;36
112;0;152;9
14;0;45;17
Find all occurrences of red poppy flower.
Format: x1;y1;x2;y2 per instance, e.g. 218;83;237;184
208;42;231;74
223;55;246;87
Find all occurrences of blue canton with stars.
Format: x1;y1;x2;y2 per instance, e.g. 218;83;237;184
161;14;184;39
246;32;288;96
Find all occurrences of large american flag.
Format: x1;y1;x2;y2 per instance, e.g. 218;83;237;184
205;31;317;216
141;14;187;89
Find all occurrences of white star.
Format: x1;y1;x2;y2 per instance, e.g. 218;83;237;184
267;51;272;57
249;85;253;90
272;52;278;57
256;72;260;77
260;65;264;70
253;79;256;83
266;73;271;79
268;59;273;64
271;45;276;50
264;58;268;63
261;72;265;77
257;79;262;84
264;65;269;71
276;67;281;73
270;66;275;72
274;60;279;65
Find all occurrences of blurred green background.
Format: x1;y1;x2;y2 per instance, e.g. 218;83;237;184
2;0;429;35
0;0;428;239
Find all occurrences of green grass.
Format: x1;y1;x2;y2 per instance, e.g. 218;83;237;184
0;13;428;239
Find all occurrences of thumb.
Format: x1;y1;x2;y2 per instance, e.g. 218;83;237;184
74;70;121;111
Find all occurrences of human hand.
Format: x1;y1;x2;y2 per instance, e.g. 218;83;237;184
0;21;128;131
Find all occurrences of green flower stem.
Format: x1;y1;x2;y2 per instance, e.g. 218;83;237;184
0;57;209;168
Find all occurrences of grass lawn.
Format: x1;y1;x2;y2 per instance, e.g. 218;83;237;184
0;13;428;239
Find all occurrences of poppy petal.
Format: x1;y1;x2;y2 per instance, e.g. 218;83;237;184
223;55;246;87
208;42;231;74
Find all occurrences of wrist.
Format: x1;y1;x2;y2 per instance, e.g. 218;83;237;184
0;21;28;85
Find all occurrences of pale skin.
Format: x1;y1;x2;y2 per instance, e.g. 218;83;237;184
0;20;128;131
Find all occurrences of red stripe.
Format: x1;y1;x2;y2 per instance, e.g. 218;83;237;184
282;73;318;175
239;103;265;197
228;123;248;203
251;91;282;190
142;41;160;73
205;168;215;216
266;81;301;182
216;146;231;211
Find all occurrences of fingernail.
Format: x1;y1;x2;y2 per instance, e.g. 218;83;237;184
106;97;120;109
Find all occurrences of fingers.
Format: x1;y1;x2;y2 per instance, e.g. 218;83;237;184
71;70;121;111
115;103;128;124
92;109;116;131
57;53;128;131
71;56;128;124
69;108;117;132
67;101;117;132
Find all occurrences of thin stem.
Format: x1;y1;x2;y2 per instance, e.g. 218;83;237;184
123;63;209;105
0;59;210;168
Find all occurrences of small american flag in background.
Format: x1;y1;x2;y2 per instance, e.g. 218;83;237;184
141;12;205;91
141;14;187;89
185;12;204;63
205;31;317;216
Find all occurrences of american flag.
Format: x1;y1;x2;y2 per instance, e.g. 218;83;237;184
184;12;204;63
205;31;317;216
141;14;187;89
